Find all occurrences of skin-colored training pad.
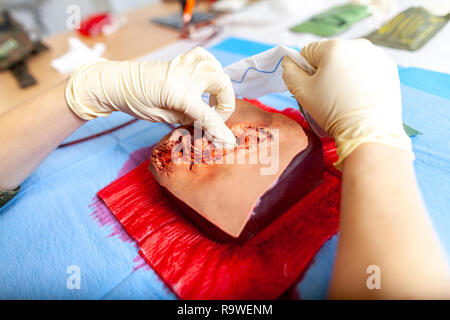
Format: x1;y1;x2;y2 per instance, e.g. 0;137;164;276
149;99;324;241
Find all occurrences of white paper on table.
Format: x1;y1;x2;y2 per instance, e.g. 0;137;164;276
50;37;105;74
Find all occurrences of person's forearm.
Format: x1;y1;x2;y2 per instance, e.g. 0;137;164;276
0;79;85;190
329;143;450;299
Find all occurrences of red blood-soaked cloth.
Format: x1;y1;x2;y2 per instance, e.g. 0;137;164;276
97;100;341;300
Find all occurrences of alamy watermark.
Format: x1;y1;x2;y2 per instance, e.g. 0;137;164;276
66;265;81;290
366;264;381;290
66;5;81;30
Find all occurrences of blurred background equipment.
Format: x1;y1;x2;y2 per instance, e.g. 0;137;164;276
0;0;47;39
290;3;371;36
153;0;221;42
0;9;47;87
151;10;216;31
365;7;450;51
152;0;216;31
0;0;156;37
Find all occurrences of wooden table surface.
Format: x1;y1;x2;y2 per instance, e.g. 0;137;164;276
0;1;203;114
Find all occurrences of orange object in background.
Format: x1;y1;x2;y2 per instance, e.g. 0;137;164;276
182;0;197;24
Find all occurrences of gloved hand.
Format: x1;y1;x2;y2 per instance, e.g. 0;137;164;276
66;47;236;147
282;39;413;169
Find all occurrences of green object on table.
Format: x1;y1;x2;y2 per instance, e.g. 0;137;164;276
0;186;19;208
403;123;422;137
290;4;371;37
365;7;450;51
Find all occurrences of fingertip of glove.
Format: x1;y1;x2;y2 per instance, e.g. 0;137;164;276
201;108;237;148
282;55;296;68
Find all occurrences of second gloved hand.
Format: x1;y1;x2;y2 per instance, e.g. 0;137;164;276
282;39;413;169
65;47;236;147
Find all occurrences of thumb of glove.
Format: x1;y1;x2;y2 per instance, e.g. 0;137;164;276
282;56;312;101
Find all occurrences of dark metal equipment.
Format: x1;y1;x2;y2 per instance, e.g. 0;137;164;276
0;10;47;88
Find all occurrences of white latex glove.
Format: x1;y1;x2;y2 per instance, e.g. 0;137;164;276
66;47;236;147
282;39;413;169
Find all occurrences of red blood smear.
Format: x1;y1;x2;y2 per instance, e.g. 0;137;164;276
78;13;112;37
97;100;341;300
